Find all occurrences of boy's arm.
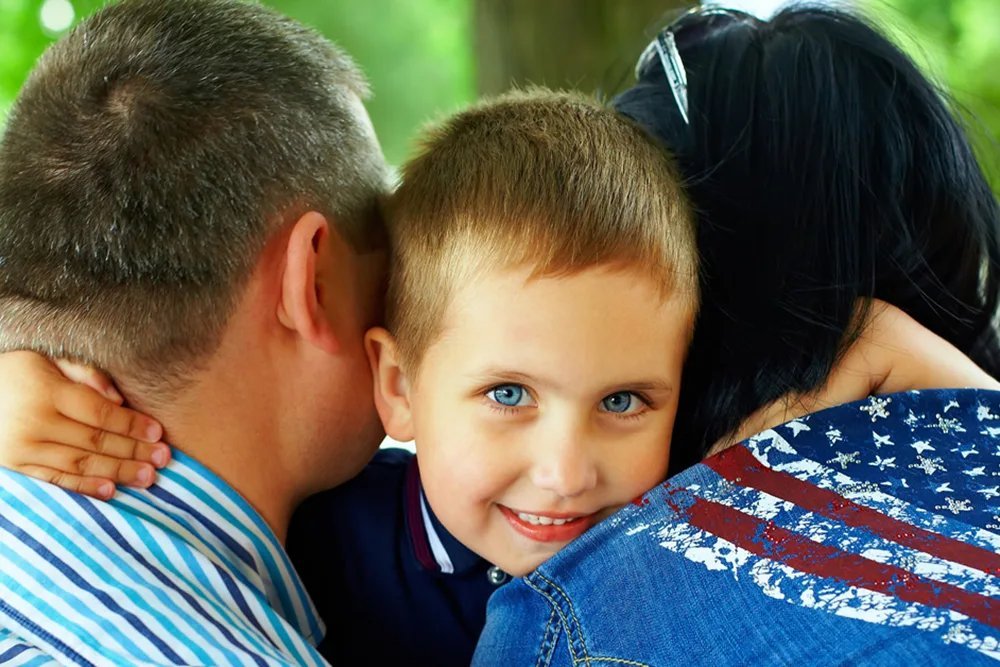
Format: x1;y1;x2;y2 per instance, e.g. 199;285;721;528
0;351;168;499
714;299;1000;452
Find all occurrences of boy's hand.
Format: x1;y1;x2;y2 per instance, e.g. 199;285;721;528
714;299;1000;453
0;351;169;499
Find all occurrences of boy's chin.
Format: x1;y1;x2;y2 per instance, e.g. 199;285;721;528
489;549;560;578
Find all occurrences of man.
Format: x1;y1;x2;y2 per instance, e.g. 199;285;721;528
0;0;388;663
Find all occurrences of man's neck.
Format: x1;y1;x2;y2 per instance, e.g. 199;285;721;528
120;362;298;544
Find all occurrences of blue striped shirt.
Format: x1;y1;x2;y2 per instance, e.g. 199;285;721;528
0;450;328;666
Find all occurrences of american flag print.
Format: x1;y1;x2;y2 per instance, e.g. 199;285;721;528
621;390;1000;661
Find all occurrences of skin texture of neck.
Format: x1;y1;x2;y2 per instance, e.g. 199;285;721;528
113;240;306;545
119;313;301;545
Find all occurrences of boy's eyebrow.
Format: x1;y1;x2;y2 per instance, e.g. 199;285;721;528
469;369;545;387
611;381;675;394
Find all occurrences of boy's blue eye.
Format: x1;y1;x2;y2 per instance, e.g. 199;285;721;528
486;384;530;407
601;391;641;414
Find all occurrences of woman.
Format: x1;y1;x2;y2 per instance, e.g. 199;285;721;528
474;6;1000;665
617;7;1000;473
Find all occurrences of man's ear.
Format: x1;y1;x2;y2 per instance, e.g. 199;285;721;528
278;211;339;355
365;327;415;442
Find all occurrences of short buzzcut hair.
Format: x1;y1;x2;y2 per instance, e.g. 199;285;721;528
0;0;387;395
387;88;697;371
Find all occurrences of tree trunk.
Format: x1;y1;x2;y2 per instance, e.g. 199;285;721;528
475;0;694;99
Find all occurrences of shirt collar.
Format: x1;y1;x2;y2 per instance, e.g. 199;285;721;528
404;456;486;575
133;449;325;645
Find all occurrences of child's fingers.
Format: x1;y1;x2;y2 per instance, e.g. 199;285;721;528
51;384;163;443
51;419;170;468
15;439;160;488
17;464;116;500
53;359;124;404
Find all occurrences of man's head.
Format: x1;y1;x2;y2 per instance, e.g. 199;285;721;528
0;0;389;507
0;0;385;391
367;89;698;574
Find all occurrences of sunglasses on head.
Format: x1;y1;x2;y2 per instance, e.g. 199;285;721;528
633;7;760;125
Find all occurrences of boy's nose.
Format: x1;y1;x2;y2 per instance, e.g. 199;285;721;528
529;438;598;498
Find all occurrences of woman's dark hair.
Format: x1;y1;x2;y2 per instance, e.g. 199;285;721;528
614;6;1000;472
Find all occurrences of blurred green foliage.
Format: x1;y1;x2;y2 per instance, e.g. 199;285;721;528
0;0;474;166
0;0;103;118
275;0;475;165
0;0;996;186
872;0;1000;193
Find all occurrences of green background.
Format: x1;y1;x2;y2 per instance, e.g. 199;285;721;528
1;0;996;187
0;0;477;166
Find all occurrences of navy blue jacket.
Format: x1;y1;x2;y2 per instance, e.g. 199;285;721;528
287;448;507;666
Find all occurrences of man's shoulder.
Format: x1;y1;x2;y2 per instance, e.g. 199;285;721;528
0;626;60;665
0;468;326;666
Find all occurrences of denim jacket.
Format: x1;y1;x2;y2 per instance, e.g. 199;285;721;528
474;389;1000;666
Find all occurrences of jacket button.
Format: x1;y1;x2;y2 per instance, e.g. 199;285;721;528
487;566;509;586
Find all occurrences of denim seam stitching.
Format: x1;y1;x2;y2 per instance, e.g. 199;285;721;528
536;573;585;644
536;572;590;663
529;574;652;667
537;607;559;667
525;576;581;664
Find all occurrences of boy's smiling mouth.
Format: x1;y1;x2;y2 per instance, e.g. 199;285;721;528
498;505;598;543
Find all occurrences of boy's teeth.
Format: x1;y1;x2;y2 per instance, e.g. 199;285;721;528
516;511;578;526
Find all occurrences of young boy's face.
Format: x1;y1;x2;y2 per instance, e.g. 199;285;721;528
371;264;693;576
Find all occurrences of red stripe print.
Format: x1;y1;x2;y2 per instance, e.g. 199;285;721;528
706;445;1000;577
405;459;438;572
670;492;1000;630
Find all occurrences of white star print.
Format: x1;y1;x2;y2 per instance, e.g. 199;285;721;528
976;404;996;422
977;486;1000;500
825;429;842;444
910;440;935;455
869;455;896;471
943;400;960;413
786;420;810;437
872;432;894;449
936;497;972;515
859;397;892;421
827;451;860;470
934;414;965;434
962;466;986;478
909;456;945;475
934;482;953;494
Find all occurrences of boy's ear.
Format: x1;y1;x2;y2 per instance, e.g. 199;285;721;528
278;211;339;355
365;327;415;442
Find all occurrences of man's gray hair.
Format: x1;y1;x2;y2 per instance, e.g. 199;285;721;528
0;0;388;399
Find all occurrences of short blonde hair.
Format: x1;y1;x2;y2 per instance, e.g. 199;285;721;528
387;88;697;370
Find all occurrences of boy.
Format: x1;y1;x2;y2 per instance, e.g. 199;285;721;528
294;88;697;664
0;88;698;665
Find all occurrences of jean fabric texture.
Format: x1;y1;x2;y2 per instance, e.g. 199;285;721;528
474;389;1000;666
